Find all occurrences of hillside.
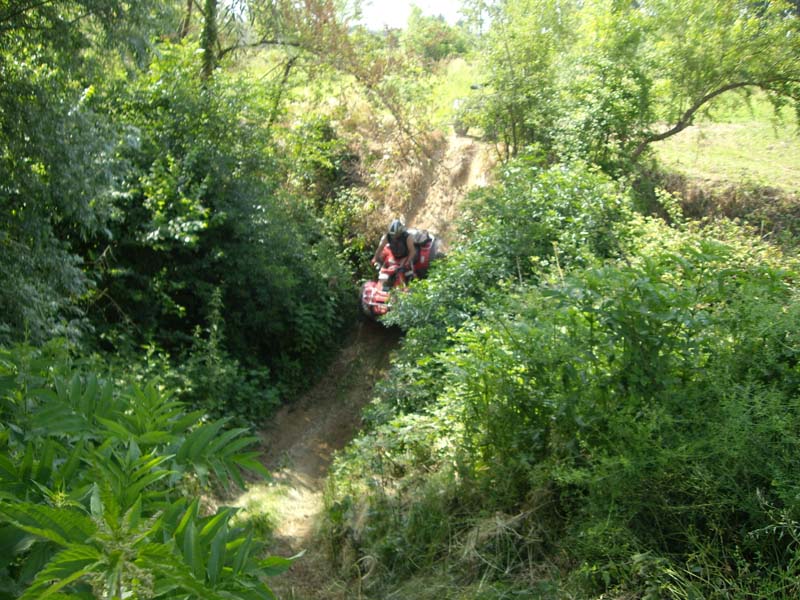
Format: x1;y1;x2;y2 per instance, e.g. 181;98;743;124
1;2;798;599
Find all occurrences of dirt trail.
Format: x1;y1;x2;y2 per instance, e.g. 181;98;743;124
406;134;495;240
236;134;494;599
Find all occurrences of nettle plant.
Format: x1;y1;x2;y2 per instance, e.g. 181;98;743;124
0;341;293;599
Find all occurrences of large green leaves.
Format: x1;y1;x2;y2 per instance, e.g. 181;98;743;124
0;348;282;598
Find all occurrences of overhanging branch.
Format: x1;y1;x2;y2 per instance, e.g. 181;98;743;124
631;80;797;161
219;37;303;58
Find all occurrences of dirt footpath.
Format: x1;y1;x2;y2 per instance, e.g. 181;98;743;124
235;320;400;599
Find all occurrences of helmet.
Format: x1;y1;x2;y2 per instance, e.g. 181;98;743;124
388;218;406;237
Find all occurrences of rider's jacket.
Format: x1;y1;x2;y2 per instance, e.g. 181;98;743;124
388;231;411;258
388;229;432;260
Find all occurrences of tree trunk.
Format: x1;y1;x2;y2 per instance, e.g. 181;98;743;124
179;0;193;39
201;0;217;80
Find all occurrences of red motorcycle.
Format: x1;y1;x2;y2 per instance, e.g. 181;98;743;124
360;231;442;318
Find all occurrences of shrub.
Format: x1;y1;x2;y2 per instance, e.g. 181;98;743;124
325;164;800;597
0;341;294;598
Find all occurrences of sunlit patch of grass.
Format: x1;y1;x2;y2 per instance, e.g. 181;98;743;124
373;572;559;599
429;57;480;129
233;483;287;538
655;93;800;192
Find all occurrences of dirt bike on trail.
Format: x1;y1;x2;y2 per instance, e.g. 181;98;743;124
360;231;443;319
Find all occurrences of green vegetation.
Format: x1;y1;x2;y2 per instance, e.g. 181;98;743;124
0;341;293;598
453;0;800;169
320;1;800;598
326;159;800;598
0;0;430;596
2;0;799;598
656;93;800;192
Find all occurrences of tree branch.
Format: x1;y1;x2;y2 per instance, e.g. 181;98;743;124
178;0;195;39
219;37;303;58
631;80;793;161
266;56;298;130
0;0;56;25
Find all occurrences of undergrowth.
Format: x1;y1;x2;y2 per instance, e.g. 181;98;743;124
322;158;800;598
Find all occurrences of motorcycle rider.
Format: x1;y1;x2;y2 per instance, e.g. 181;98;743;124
371;218;417;278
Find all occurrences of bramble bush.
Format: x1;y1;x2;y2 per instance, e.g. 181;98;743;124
325;161;800;598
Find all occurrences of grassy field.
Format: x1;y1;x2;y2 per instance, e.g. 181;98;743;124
654;92;800;193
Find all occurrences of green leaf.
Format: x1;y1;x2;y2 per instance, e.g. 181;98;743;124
0;524;29;567
170;410;206;433
205;427;250;456
33;438;59;482
90;484;104;519
233;454;270;479
124;469;172;507
20;441;35;479
174;498;200;541
182;521;204;579
56;439;87;485
177;420;226;463
80;375;98;416
231;531;253;575
0;503;95;547
0;453;20;482
18;545;101;600
122;495;142;533
199;507;235;542
259;551;304;577
206;521;227;585
68;375;81;407
137;430;174;446
96;417;135;441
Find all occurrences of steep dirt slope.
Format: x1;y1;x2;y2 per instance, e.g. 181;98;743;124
377;133;497;244
406;134;495;239
237;134;494;599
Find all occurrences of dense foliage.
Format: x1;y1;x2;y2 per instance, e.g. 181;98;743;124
402;7;469;64
2;0;799;597
0;2;379;596
325;160;800;598
0;0;173;346
0;342;293;598
0;1;368;422
90;43;354;418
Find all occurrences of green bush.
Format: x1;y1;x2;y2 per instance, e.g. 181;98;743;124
0;341;294;598
87;43;355;412
325;164;800;597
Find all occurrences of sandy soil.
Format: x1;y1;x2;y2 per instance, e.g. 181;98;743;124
374;133;498;248
236;134;494;599
407;134;496;240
